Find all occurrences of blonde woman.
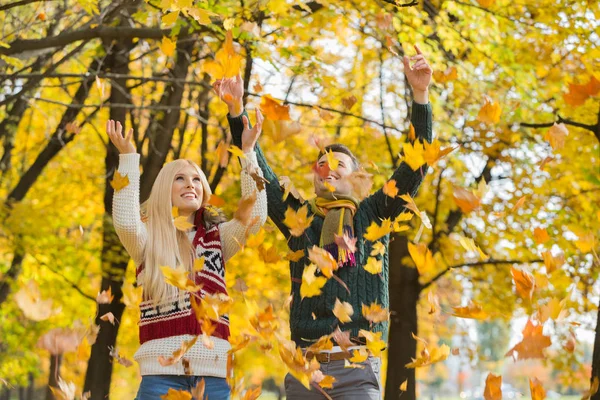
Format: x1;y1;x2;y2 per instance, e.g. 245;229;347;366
108;111;266;399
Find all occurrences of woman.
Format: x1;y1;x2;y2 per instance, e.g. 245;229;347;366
108;108;266;399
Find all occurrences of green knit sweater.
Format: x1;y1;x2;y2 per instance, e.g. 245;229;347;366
228;103;433;347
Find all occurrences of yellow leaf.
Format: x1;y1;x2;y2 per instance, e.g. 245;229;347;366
285;249;305;262
14;280;61;321
576;232;595;253
358;330;386;357
317;375;336;390
408;123;416;141
402;141;425;171
383;179;399;198
161;388;192;400
544;123;568;151
187;7;212;24
260;95;291;121
174;216;194;231
228;144;247;160
529;377;546;400
511;267;535;301
326;150;339;170
300;265;327;298
349;348;369;363
122;282;143;308
433;66;458;83
423;140;458;166
364;218;393;242
160;265;202;292
405;343;450;368
283;205;314;237
160;37;176;57
194;256;205;272
364;257;382;274
362;302;389;323
400;379;408;391
451;300;488;320
477;98;502;124
533;227;550;245
541;250;564;274
457;236;489;260
110;171;129;191
370;242;386;257
161;11;180;25
407;243;435;276
333;299;354;323
308;245;338;278
538;297;567;323
158;336;199;366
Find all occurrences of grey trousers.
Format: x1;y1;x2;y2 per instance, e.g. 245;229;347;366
284;356;382;400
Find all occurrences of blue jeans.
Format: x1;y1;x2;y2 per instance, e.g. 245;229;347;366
135;375;230;400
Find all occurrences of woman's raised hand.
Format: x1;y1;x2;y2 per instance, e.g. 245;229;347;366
213;74;244;116
241;109;263;153
106;120;135;154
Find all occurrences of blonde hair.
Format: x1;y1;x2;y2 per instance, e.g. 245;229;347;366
140;159;212;302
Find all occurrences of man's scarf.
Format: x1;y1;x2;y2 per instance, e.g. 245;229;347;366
309;194;359;267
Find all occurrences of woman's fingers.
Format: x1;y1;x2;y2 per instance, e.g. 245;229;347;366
125;128;134;142
242;115;249;131
414;44;423;55
410;54;425;62
116;121;122;136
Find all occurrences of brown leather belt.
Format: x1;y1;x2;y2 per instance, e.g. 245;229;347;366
305;351;352;363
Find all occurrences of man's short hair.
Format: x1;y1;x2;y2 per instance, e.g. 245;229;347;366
318;144;360;171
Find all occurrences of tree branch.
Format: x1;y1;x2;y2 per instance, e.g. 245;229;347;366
381;0;419;7
520;115;597;133
0;0;52;11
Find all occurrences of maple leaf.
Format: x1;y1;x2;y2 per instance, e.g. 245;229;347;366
563;76;600;106
364;257;382;274
325;150;339;170
334;233;357;253
541;250;564;274
202;30;242;79
260;95;291;120
158;336;199;366
308;245;338;278
511;267;535;301
215;140;230;168
483;373;502;400
477;98;502;124
228;144;247;160
234;190;257;226
423;140;458;166
285;249;305;262
457;236;489;260
575;232;595;253
333;298;354;323
331;327;353;353
258;244;281;264
247;165;269;191
451;300;488;320
49;377;77;400
190;378;205;399
300;264;328;298
529;377;546;400
160;388;192;400
453;186;481;213
402;140;425;171
279;176;303;202
358;330;386;357
109;346;133;367
110;171;129;191
383;179;399;198
545;123;568;151
362;302;389;323
160;37;176;57
96;287;114;304
342;95;357;110
370;241;386;257
283;205;313;237
537;297;567;323
161;11;179;25
37;328;81;355
364;218;393;242
505;320;551;360
347;169;373;200
349;348;369;363
160;265;202;292
306;335;333;353
407;242;435;276
533;227;550;244
405;342;450;368
186;7;212;25
14;280;61;321
433;66;458;84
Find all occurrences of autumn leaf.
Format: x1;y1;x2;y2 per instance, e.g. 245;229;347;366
258;244;281;264
300;264;327;298
538;297;567;323
533;227;550;244
451;300;488;320
100;312;116;325
383;179;399;198
342;95;357;110
158;336;199;366
110;171;129;191
285;249;305;262
563;76;600;106
400;379;408;392
349;348;369;363
433;66;458;84
457;236;489;260
161;11;179;25
483;373;502;400
529;377;546;400
542;250;564;274
160;37;176;57
283;205;314;237
423;140;458;166
317;375;336;390
160;388;192;400
14;280;61;321
186;7;212;25
215;140;230;167
279;176;303;202
96;286;114;304
334;233;357;253
408;242;435;276
427;291;439;315
122;282;143;308
260;95;291;120
308;245;338;278
109;346;133;367
358;330;386;357
202;30;242;79
405;342;450;368
453;186;481;213
476;0;494;7
477;98;502;124
364;218;393;242
364;257;382;275
306;335;333;353
228;144;247;160
234;190;257;226
511;267;535;300
370;241;386;257
545;123;568;151
331;327;354;353
190;378;205;400
37;327;81;354
505;319;551;360
160;265;202;292
49;377;77;400
402;140;425;171
333;299;354;323
576;232;595;253
362;303;389;323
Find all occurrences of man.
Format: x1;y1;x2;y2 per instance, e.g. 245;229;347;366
216;44;432;399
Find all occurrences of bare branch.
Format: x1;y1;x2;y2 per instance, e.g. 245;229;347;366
0;0;53;11
520;115;597;133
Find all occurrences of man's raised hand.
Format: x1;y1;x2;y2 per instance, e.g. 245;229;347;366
402;45;432;104
106;120;135;154
241;109;263;153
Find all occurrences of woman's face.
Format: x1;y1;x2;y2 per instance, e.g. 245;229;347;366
171;165;203;216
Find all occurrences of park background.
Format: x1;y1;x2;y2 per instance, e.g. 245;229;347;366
0;0;599;399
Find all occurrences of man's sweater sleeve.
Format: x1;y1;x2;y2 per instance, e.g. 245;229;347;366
227;111;304;240
361;103;433;221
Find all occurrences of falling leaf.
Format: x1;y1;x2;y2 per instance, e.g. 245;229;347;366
279;176;303;201
423;140;458;166
477;98;502;124
158;336;199;366
342;95;357;110
362;303;389;323
453;186;481;213
37;328;81;354
358;330;386;357
457;236;489;260
308;246;338;278
400;379;408;391
160;388;192;400
248;167;269;191
215;140;230;168
510;196;527;213
326;150;340;170
344;359;366;369
406;343;450;368
306;335;334;353
364;257;382;274
563;76;600;107
122;282;143;308
402;141;426;171
541;250;564;274
49;377;77;400
160;37;176;57
100;312;115;325
260;95;291;120
433;66;458;84
349;348;369;363
334;233;357;253
110;171;129;191
545;123;568;151
333;299;353;323
538;156;553;171
202;30;242;79
300;265;328;298
505;319;551;360
564;329;576;353
228;144;247;160
14;280;61;321
347;169;373;200
538;297;567;323
483;373;502;400
208;195;225;207
451;300;488;320
364;218;393;242
511;267;535;301
383;179;399;198
258;244;281;264
575;232;595;253
160;265;202;292
529;377;546;400
96;287;114;304
408;242;435;276
285;249;305;262
109;346;133;367
317;375;336;390
193;256;205;272
370;242;386;257
427;291;439;315
533;227;550;244
284;205;314;237
234;190;257;226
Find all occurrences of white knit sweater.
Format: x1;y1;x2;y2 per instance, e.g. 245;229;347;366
112;151;267;377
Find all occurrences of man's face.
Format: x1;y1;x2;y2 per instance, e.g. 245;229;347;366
313;151;355;197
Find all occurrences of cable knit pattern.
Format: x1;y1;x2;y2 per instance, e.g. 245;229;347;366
112;150;266;377
228;104;433;347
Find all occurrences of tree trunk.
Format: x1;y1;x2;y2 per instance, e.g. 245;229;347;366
591;293;600;400
45;354;62;400
385;234;421;400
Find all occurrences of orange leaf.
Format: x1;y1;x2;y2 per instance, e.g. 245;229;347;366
511;267;535;300
160;388;192;400
158;336;199;366
285;249;305;262
451;300;488;320
100;312;116;325
505;320;551;360
110;171;130;191
260;95;291;121
300;265;327;298
383;179;399;198
483;373;502;400
541;250;564;274
477;98;502;124
453;186;481;213
96;287;114;304
234;190;257;226
563;76;600;107
533;227;550;244
342;95;357;110
544;123;568;151
529;377;546;400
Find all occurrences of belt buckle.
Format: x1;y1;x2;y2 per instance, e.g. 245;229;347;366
321;352;331;364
